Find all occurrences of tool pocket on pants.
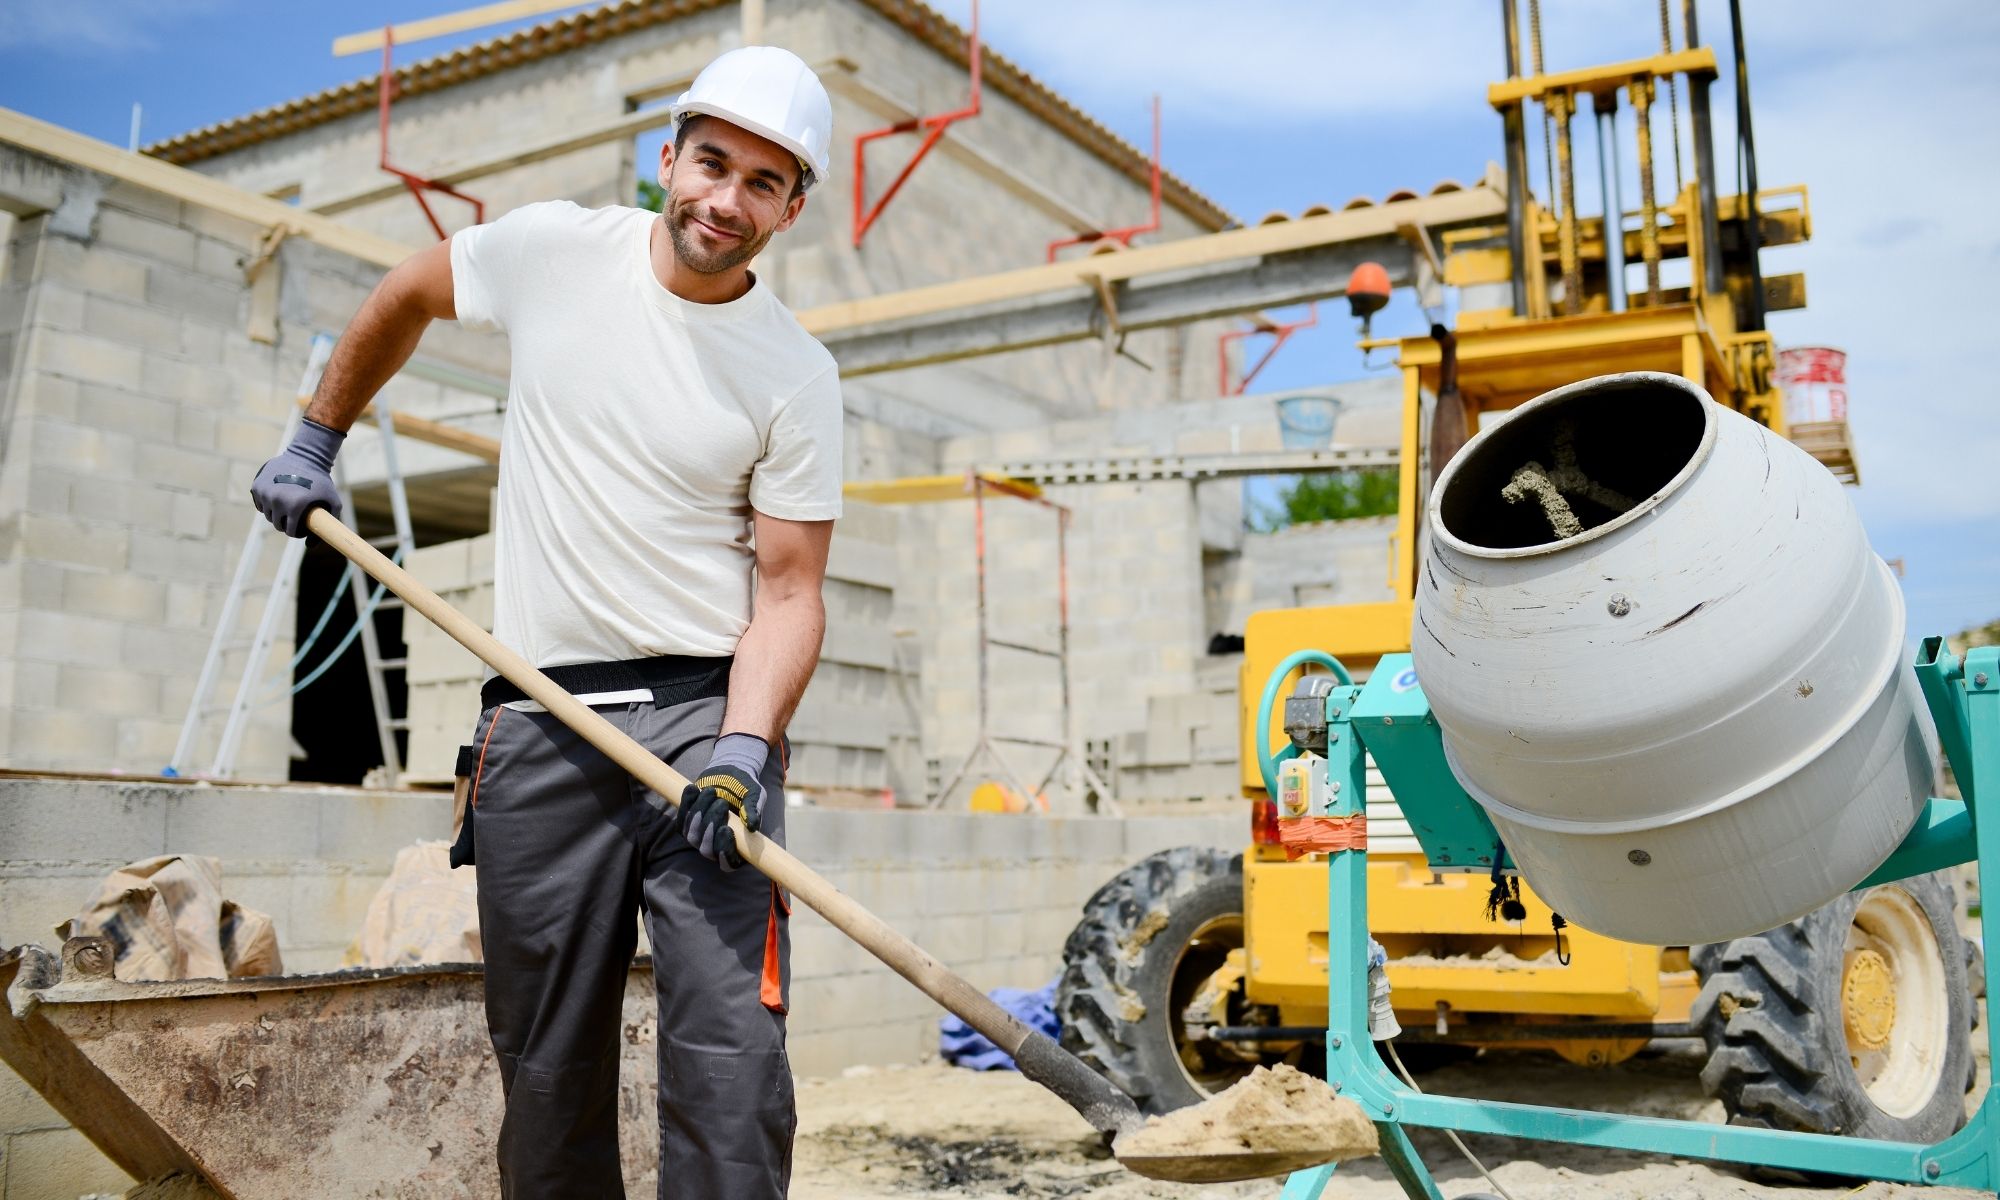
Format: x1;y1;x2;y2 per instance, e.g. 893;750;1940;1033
450;706;505;869
760;883;790;1013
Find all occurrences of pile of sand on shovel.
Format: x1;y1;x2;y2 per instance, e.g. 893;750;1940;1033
1113;1064;1378;1183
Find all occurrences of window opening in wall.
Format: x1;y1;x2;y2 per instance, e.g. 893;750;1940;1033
631;97;673;213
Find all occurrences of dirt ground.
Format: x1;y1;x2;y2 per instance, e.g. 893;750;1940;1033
793;1044;1989;1199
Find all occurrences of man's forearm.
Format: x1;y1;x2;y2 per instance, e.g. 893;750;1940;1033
304;266;441;431
720;593;826;745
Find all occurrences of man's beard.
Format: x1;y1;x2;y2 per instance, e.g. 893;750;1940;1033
665;188;772;275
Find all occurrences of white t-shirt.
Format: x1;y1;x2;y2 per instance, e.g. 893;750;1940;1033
450;201;843;667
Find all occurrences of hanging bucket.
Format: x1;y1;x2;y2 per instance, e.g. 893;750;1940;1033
1411;372;1935;944
1275;394;1343;450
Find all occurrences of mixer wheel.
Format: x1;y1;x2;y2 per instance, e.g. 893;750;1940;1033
1692;871;1972;1150
1058;846;1269;1115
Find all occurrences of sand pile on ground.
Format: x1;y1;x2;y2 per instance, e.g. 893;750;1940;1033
1114;1063;1377;1175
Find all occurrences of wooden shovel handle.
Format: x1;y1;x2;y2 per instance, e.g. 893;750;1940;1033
305;510;1069;1080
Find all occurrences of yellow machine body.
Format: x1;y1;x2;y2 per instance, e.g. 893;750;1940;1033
1230;45;1825;1063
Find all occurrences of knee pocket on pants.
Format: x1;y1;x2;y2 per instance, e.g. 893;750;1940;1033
663;1041;791;1111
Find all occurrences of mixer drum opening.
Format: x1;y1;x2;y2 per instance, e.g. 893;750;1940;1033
1436;374;1709;552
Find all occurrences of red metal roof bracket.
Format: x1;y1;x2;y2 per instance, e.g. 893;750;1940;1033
377;30;485;241
1217;302;1319;395
851;0;981;247
1047;94;1162;261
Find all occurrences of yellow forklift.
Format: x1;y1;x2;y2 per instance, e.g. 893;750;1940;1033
1059;0;1976;1147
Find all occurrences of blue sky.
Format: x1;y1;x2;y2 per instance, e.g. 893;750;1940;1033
3;0;1995;638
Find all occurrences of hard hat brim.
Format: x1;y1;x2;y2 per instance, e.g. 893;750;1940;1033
671;103;823;191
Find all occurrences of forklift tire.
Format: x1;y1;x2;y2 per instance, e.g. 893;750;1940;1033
1691;870;1972;1148
1057;846;1259;1115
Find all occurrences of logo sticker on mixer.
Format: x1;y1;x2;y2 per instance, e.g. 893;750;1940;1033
1391;668;1420;693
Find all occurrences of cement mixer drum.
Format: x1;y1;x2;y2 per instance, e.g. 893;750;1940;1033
1413;372;1936;945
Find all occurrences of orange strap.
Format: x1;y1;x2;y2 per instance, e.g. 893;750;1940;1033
1277;814;1368;861
469;707;504;809
760;883;789;1013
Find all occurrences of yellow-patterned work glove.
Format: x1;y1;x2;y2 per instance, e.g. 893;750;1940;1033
677;733;768;871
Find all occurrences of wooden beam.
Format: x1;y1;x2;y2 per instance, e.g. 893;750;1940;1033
0;107;415;269
797;183;1505;339
333;0;591;57
315;103;679;215
815;237;1410;377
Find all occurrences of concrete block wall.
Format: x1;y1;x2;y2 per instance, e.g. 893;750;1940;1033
400;534;496;781
0;175;306;777
1113;652;1242;806
779;806;1240;1074
0;776;1236;1193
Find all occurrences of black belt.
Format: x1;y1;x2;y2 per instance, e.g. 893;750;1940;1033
480;653;732;711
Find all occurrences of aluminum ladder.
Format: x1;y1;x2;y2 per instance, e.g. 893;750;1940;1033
167;333;417;783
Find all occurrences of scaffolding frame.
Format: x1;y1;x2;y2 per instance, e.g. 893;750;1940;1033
927;473;1115;815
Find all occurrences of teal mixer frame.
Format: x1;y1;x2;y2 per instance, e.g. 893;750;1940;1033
1259;638;2000;1197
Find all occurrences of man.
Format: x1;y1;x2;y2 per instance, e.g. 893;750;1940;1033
249;46;841;1199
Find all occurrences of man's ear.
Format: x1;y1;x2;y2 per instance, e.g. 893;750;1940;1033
775;190;807;233
657;139;676;190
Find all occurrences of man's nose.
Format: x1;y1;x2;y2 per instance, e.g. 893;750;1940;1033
706;180;751;226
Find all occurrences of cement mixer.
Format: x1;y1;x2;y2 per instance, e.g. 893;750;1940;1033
1412;372;1937;945
1259;371;1999;1195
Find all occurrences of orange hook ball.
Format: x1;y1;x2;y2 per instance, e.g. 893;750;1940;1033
1346;261;1392;318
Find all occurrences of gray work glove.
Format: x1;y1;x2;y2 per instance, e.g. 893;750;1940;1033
677;733;770;872
250;418;345;537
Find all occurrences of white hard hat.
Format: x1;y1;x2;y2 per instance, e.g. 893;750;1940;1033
671;46;833;192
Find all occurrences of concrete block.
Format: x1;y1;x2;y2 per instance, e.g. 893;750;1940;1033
145;263;241;326
101;183;185;226
0;1064;62;1134
18;513;128;573
128;529;226;582
29;283;84;332
60;568;166;625
315;791;454;864
134;442;230;495
2;1124;134;1199
81;292;182;352
785;1030;855;1079
170;492;214;538
29;417;138;477
194;234;248;280
408;538;472;594
164;581;208;628
285;870;382;951
0;778;168;861
15;610;127;668
95;206;196;267
215;413;283;460
157;789;318;861
36;237;147;296
113;717;186;771
0;870;121;951
116;622;210;674
174;403;218;450
54;665;160;719
33;328;144;390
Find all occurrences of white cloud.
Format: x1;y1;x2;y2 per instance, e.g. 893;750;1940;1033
0;0;231;56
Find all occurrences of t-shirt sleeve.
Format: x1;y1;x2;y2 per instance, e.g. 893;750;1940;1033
449;202;545;334
750;363;844;521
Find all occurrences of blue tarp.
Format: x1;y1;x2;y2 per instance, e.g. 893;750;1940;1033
938;980;1059;1071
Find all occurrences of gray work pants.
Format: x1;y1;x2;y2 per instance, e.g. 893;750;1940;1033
467;695;793;1198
